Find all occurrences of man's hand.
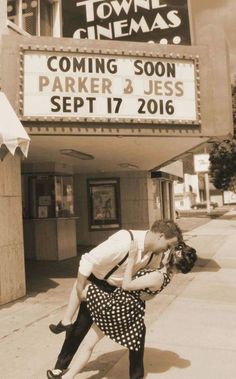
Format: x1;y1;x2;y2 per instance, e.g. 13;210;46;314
76;272;88;301
81;283;90;300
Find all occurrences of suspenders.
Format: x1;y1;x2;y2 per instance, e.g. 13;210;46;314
147;253;154;265
104;230;134;281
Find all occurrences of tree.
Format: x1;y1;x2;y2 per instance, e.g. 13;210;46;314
209;139;236;192
209;80;236;192
232;80;236;134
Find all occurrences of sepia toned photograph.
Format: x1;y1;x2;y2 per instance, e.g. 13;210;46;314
0;0;236;378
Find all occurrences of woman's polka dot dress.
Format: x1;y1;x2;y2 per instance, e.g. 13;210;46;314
87;269;171;351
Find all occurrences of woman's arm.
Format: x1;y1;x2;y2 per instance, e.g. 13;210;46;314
122;241;165;292
122;269;165;291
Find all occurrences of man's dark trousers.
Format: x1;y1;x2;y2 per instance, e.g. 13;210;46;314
54;275;145;379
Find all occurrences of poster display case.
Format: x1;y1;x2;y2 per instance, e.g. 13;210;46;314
87;178;121;230
23;175;74;219
22;174;77;260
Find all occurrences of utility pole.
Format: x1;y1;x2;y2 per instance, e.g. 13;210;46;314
204;171;211;213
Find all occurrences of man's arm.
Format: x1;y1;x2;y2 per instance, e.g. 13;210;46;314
79;230;130;278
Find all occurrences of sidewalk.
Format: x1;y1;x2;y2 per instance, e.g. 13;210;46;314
1;210;236;379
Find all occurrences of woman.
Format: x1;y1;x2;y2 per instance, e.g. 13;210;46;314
47;241;197;379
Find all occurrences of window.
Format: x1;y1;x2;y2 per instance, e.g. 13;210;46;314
22;174;74;219
55;176;74;217
7;0;55;36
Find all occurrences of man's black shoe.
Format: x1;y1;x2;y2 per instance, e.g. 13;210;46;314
49;321;73;334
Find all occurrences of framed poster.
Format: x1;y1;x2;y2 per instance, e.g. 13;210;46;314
88;178;121;230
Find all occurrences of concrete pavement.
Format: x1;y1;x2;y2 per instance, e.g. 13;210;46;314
1;210;236;378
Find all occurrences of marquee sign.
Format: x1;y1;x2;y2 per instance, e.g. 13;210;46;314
62;0;191;45
20;48;200;124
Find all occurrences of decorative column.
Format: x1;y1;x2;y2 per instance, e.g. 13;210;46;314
0;154;26;304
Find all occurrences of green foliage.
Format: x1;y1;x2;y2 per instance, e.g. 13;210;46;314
209;139;236;191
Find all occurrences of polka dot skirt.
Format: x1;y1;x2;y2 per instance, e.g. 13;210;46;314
87;269;171;351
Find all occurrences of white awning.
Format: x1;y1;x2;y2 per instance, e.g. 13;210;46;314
0;92;30;159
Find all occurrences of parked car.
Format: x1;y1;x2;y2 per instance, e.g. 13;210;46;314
191;201;218;210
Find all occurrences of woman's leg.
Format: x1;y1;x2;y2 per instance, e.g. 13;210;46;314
49;281;80;335
62;281;80;325
62;324;104;379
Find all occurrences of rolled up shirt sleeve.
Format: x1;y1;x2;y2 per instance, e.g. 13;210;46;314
78;253;95;277
78;230;131;278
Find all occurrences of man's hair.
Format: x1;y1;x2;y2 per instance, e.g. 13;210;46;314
150;219;183;242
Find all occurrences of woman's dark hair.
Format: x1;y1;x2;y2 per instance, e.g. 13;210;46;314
171;242;197;274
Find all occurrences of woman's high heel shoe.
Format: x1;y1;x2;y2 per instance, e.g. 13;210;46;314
46;369;63;378
49;321;73;334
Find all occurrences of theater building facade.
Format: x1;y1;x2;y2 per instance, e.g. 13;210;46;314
0;0;233;304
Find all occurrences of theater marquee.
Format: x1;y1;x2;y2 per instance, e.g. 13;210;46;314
62;0;191;45
20;47;200;125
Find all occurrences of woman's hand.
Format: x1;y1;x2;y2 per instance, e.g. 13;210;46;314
128;240;138;260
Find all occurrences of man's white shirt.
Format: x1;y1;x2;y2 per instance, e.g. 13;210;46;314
79;229;162;287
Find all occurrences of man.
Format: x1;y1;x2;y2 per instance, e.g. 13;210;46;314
48;219;182;379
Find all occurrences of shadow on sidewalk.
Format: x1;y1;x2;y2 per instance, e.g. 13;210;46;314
194;257;221;272
25;245;95;295
144;347;190;376
25;256;80;294
77;347;190;378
